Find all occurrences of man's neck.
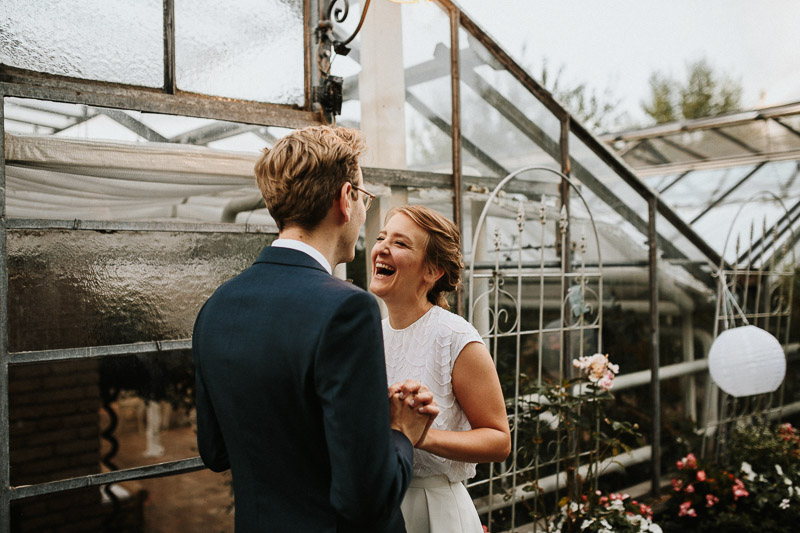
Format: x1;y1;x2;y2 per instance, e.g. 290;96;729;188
278;227;339;268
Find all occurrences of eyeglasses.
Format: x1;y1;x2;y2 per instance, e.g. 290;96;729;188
353;185;376;211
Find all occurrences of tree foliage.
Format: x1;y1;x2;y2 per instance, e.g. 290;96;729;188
642;59;742;124
538;59;629;134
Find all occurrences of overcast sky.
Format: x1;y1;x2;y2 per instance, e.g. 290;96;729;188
455;0;800;127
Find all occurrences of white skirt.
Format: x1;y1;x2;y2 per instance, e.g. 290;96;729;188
400;475;484;533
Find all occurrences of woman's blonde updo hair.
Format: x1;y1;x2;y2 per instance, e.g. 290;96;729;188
386;205;463;310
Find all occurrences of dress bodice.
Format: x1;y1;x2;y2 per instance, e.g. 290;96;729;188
383;305;484;482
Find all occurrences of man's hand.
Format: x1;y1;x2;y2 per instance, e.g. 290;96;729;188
388;379;438;447
388;379;438;416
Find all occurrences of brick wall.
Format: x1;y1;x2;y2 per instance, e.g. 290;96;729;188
8;359;106;532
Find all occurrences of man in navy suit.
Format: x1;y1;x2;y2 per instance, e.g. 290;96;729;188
193;125;437;532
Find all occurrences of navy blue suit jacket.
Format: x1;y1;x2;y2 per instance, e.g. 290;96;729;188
193;246;413;532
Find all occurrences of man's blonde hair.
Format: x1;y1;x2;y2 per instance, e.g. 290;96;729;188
255;125;366;230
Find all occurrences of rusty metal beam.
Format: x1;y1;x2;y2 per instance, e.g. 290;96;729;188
0;70;322;129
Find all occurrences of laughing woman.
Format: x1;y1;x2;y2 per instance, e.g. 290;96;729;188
372;205;511;533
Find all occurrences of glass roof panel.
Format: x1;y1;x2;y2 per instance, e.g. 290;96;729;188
723;160;800;202
716;122;774;154
623;140;678;168
175;0;304;105
645;172;685;193
0;0;162;87
4;97;276;225
402;1;452;173
690;197;793;265
660;165;760;215
458;34;559;180
773;116;800;150
567;133;652;259
649;135;706;163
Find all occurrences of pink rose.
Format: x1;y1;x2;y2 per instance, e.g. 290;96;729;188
733;478;749;500
684;453;697;469
696;470;706;482
678;501;697;517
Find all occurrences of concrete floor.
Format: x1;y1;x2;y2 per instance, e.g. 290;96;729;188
110;419;235;533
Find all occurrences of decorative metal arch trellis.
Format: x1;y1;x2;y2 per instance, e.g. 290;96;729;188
465;166;605;531
703;191;797;459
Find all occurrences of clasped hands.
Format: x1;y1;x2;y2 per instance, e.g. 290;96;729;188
388;379;438;448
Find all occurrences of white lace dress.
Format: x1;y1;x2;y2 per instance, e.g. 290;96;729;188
383;305;485;533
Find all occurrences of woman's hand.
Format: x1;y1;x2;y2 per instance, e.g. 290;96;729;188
388;379;439;446
388;379;439;417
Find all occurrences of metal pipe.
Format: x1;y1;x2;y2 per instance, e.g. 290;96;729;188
1;90;11;532
8;339;192;365
648;197;661;496
473;445;653;515
449;5;464;317
221;194;266;223
9;457;205;501
6;218;277;234
163;0;176;94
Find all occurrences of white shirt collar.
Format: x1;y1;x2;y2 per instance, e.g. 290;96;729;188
271;238;332;275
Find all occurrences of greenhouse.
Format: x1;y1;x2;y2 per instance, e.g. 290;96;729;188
1;1;799;532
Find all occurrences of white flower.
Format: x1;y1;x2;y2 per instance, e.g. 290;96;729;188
600;519;612;529
775;464;785;477
741;461;755;481
780;498;790;509
608;499;625;511
580;518;595;530
648;524;663;533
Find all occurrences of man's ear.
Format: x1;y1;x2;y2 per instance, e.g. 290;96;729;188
336;182;353;222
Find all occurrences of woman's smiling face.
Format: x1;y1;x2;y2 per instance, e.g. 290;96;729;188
370;212;439;304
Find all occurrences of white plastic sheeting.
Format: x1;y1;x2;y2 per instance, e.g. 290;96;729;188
4;133;274;224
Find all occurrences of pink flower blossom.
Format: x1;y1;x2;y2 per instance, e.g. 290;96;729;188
732;478;749;500
677;453;697;470
706;494;719;507
678;501;697;517
696;470;706;482
573;353;619;387
685;484;695;493
598;371;615;390
672;478;683;491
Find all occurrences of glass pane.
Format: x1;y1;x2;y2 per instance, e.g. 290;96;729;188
459;29;559;182
567;132;652;263
0;0;162;87
7;230;271;352
8;355;235;530
175;0;304;105
5;98;279;225
402;2;452;173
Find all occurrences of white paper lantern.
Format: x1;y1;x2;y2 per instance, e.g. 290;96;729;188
708;325;786;397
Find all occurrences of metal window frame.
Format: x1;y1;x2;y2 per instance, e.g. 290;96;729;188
0;1;324;528
0;1;742;531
